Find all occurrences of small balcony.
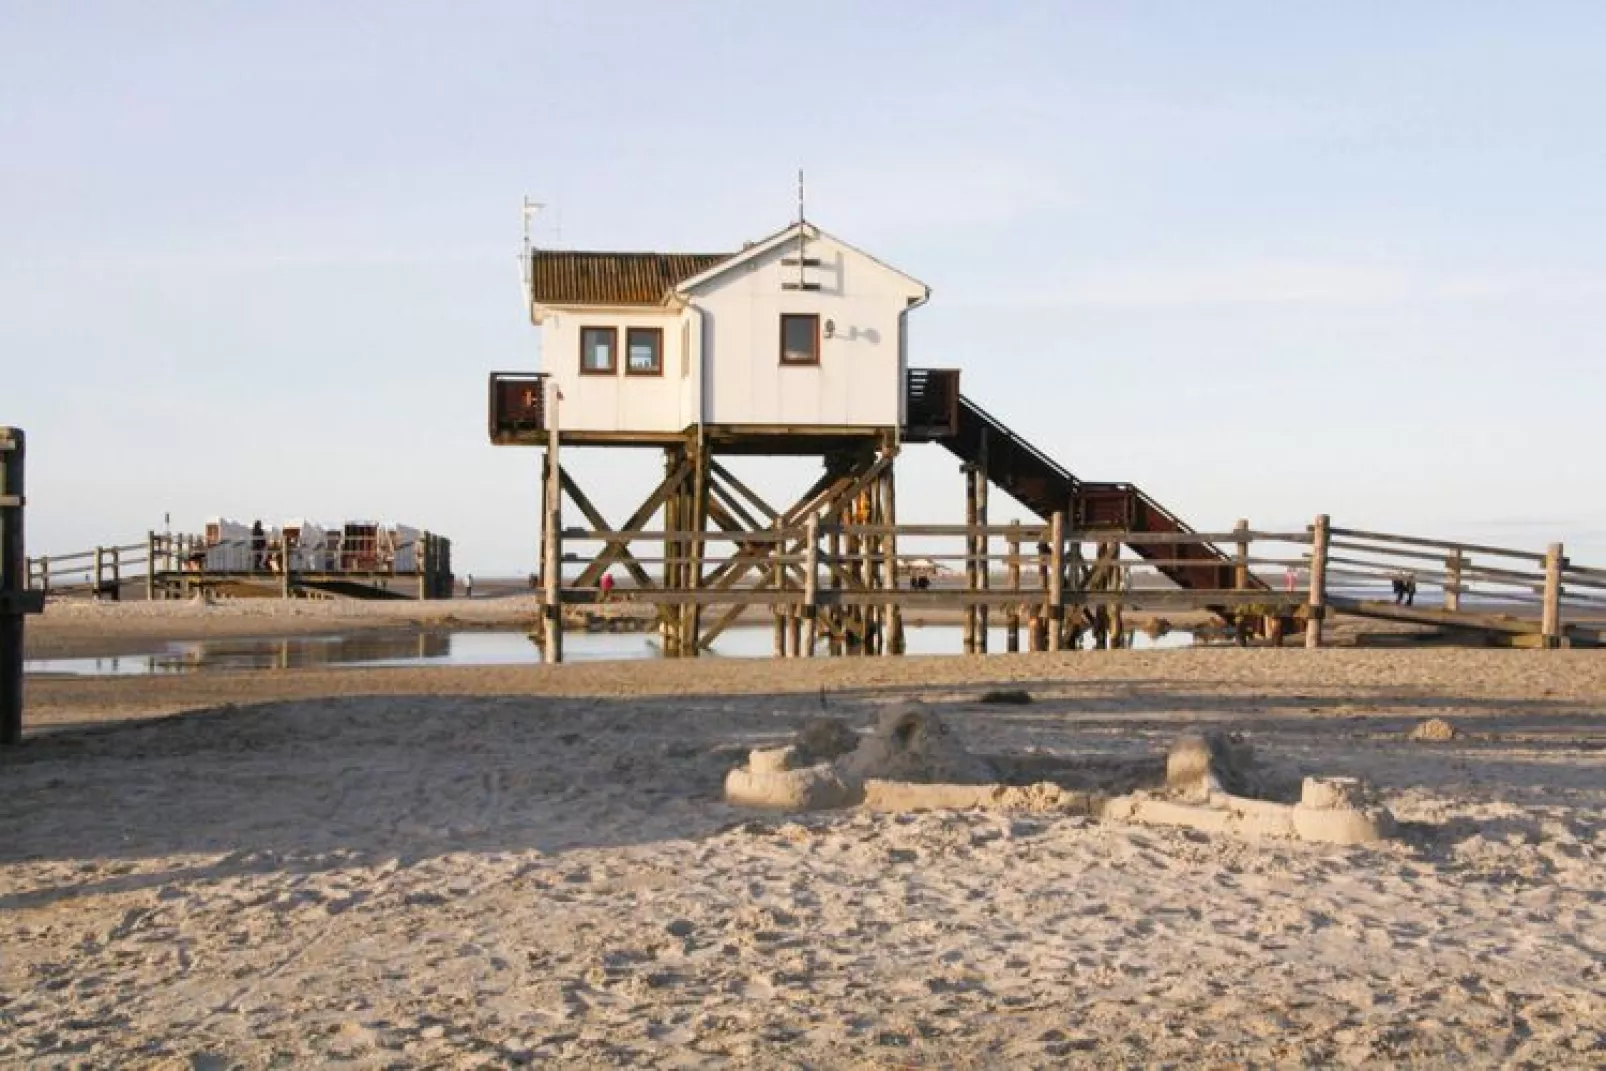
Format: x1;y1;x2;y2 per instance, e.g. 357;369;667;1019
903;367;961;440
488;372;549;444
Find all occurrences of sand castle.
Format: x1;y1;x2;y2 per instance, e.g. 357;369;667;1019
725;701;1395;845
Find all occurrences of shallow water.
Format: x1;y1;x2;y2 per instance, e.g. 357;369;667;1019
26;623;1194;676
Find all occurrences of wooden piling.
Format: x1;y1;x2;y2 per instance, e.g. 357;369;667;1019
809;517;822;658
1006;521;1021;653
1444;549;1463;613
1;428;26;745
881;460;901;656
1048;511;1065;652
542;383;563;664
963;464;978;653
146;531;157;601
970;462;982;648
1304;513;1330;649
1542;542;1565;648
1233;518;1250;591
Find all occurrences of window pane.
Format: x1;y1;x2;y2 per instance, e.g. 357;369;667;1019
781;314;818;364
627;329;661;373
581;328;614;372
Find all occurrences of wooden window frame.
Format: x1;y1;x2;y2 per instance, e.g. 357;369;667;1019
779;313;821;366
579;326;618;375
624;327;664;377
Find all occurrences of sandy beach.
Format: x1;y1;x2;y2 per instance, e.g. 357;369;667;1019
6;607;1605;1067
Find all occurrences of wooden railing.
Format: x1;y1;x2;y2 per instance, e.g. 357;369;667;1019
27;530;456;601
488;371;550;443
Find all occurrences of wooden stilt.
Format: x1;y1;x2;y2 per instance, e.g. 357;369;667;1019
542;384;564;664
970;462;982;648
1006;521;1021;653
963;464;978;654
1305;513;1330;649
1542;542;1565;648
883;458;903;655
1048;512;1065;652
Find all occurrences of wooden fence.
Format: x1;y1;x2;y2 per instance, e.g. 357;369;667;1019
542;511;1604;659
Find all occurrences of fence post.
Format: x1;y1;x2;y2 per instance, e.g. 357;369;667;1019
145;531;157;601
1542;542;1565;648
1048;511;1065;652
1233;518;1250;590
1304;514;1330;648
1444;549;1463;612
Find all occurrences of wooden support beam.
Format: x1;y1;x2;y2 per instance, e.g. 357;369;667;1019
573;456;693;590
1542;542;1566;648
1305;513;1330;649
1;428;25;744
1006;521;1021;653
1048;511;1065;652
560;468;657;591
543;384;563;664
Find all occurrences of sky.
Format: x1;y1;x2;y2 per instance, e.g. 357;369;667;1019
4;1;1605;572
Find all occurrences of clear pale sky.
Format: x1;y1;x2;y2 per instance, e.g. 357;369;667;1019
5;2;1604;571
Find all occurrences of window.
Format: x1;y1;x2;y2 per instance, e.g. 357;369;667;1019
780;313;820;365
580;327;616;374
625;327;663;375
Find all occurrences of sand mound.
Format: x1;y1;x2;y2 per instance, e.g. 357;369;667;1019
1409;717;1460;742
839;703;997;785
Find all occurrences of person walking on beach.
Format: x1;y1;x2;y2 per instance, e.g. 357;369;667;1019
600;571;615;602
464;574;474;599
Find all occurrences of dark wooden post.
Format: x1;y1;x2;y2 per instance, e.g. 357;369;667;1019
542;382;563;663
1305;514;1330;649
963;463;978;653
804;516;819;656
146;531;157;601
2;428;37;746
1541;542;1565;648
772;535;786;657
970;465;982;648
882;460;902;656
1006;521;1021;653
1048;511;1065;652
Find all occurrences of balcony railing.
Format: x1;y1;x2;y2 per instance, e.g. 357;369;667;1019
488;371;549;444
904;367;960;439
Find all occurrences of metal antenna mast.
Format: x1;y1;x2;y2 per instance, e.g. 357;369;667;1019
520;197;545;303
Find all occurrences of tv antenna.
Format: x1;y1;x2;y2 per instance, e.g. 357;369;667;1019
783;169;819;292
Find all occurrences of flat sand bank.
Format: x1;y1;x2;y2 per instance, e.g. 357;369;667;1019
4;649;1603;1066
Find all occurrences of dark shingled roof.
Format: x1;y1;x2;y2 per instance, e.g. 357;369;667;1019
529;250;732;306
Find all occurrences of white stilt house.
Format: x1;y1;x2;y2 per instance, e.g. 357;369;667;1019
514;221;930;441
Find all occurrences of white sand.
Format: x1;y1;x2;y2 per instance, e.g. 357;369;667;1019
3;651;1604;1066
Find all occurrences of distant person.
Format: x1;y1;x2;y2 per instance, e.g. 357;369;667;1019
251;520;266;571
1391;573;1407;604
464;574;474;599
1284;566;1298;593
600;572;615;602
1404;572;1417;607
